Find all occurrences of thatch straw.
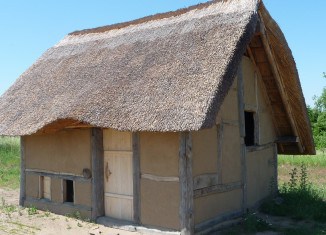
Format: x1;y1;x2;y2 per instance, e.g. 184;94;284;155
0;0;259;135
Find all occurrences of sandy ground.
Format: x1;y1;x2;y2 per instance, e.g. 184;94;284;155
0;188;139;235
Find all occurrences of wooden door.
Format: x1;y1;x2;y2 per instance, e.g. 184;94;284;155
103;130;133;221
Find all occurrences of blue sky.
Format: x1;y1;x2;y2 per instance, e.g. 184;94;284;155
0;1;325;106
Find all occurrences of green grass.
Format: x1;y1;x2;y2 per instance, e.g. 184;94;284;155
279;152;326;167
0;137;20;188
262;164;326;223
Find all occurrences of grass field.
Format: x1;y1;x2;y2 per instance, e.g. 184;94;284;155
0;137;20;188
278;154;326;198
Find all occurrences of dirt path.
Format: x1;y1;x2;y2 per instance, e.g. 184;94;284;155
0;188;139;235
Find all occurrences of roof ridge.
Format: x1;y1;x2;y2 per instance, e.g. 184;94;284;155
69;0;222;36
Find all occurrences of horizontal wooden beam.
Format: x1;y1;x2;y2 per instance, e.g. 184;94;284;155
246;142;275;153
194;181;242;198
276;136;299;143
193;174;219;190
25;169;91;182
141;174;179;182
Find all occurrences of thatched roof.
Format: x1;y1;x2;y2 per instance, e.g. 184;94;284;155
0;0;315;154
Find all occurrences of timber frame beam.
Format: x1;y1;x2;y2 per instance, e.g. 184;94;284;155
132;132;141;224
91;128;104;220
179;132;194;235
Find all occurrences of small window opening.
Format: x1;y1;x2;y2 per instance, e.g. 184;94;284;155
64;180;74;203
245;111;255;146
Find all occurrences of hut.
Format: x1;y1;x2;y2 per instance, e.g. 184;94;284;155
0;0;315;234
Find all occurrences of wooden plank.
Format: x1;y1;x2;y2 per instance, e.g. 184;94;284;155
246;46;257;67
105;192;133;200
132;132;140;224
217;124;223;184
276;136;299;143
193;174;219;190
141;174;179;182
19;136;26;206
25;169;91;182
104;196;133;221
103;129;132;151
257;62;273;77
194;181;242;198
104;150;133;155
179;132;194;235
91;128;105;220
249;35;263;48
104;153;133;195
244;104;257;112
253;47;268;63
246;142;275;153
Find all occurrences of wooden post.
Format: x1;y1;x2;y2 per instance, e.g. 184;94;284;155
19;136;26;206
132;132;141;224
179;132;194;235
217;124;223;184
91;128;104;220
237;66;247;213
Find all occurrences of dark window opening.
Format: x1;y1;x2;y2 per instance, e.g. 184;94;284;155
65;180;74;203
245;111;255;146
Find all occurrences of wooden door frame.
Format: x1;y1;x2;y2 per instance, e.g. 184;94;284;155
94;129;140;223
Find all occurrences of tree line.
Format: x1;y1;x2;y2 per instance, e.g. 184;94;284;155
307;72;326;151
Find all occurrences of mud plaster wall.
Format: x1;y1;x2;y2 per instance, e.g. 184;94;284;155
24;129;92;212
25;129;91;174
246;148;274;207
216;71;241;184
194;189;242;224
26;174;39;198
192;126;218;177
139;132;180;230
74;182;92;206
